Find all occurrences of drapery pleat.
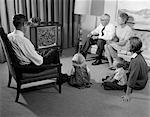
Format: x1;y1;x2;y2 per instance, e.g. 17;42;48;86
63;0;69;48
68;0;74;47
0;0;78;48
6;0;15;32
47;0;52;22
58;0;63;25
54;0;59;22
18;0;23;14
31;0;37;18
26;0;31;20
43;0;48;22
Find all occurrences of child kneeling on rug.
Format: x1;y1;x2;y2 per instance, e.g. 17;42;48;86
102;58;129;90
68;53;92;89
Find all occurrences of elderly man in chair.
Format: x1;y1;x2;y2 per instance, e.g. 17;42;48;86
80;14;115;65
8;14;60;70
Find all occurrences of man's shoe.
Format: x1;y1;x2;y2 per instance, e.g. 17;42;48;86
102;76;109;82
81;52;87;59
108;66;116;70
92;59;102;65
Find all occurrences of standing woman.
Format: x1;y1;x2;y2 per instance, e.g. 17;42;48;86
122;36;148;102
105;12;132;69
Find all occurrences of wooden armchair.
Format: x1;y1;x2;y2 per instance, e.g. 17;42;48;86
0;27;62;102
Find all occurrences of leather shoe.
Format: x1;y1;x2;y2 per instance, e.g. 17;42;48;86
92;59;102;65
81;52;87;59
108;66;116;70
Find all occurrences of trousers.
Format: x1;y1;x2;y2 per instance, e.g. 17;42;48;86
22;48;60;73
81;37;106;59
102;80;126;90
40;48;60;64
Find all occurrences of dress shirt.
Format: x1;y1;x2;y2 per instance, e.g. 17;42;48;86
90;23;115;41
8;30;43;65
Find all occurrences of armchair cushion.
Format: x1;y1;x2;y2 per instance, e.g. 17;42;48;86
22;68;58;79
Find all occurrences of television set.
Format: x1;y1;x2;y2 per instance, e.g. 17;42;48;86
26;23;62;50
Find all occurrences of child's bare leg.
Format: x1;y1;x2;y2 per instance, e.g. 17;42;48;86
107;45;119;62
69;67;74;76
104;44;113;67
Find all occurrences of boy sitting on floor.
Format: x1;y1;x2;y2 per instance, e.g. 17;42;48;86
102;57;129;90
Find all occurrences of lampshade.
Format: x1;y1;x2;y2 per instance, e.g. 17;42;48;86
74;0;104;16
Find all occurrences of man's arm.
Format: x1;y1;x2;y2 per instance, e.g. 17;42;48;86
89;25;102;37
23;39;43;66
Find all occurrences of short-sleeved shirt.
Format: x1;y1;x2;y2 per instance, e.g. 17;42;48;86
109;25;132;51
116;25;132;42
113;67;127;86
8;30;43;65
127;53;148;89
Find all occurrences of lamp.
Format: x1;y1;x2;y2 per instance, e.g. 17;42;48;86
74;0;104;16
74;0;105;52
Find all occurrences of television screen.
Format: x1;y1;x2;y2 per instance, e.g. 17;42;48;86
37;26;57;49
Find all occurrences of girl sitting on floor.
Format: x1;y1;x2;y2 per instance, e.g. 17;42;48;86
68;53;92;89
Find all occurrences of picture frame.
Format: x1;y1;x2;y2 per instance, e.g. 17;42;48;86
118;0;150;30
118;9;150;30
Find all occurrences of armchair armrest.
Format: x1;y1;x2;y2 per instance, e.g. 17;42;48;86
38;45;61;51
48;45;62;53
38;45;62;56
14;63;62;73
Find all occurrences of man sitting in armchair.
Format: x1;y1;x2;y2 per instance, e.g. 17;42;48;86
80;14;115;65
8;14;60;71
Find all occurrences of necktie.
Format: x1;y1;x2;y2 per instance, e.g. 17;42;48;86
101;26;105;36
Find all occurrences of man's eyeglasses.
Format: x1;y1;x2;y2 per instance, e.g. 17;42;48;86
101;19;108;21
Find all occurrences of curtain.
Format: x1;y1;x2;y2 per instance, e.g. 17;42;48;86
0;0;79;49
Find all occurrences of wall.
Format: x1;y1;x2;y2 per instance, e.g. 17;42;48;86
118;0;150;11
81;15;96;44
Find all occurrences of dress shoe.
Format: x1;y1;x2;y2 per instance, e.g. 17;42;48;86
102;75;109;82
92;59;102;65
81;52;87;59
108;66;116;70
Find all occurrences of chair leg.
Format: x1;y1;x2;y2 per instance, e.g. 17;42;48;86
15;83;21;102
8;71;12;87
57;75;61;93
59;82;61;93
57;66;62;93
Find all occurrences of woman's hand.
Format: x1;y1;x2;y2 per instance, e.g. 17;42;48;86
106;40;112;44
121;86;132;102
121;95;130;102
117;40;127;46
87;33;92;37
92;36;98;40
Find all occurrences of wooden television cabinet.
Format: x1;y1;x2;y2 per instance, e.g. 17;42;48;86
25;22;62;50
